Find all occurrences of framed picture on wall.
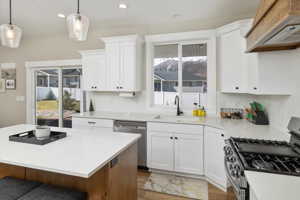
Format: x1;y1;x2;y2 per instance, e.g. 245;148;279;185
0;79;5;92
5;79;16;89
1;63;16;90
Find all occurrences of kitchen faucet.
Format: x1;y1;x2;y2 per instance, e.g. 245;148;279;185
174;95;183;116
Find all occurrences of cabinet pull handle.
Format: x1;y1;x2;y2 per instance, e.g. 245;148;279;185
88;121;96;125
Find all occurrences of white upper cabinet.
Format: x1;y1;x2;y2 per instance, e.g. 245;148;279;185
247;52;295;95
79;50;106;91
218;19;294;95
102;35;143;92
218;19;252;94
105;42;120;91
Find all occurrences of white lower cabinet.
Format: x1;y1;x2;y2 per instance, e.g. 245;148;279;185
204;126;227;189
174;133;204;175
147;122;204;175
148;132;174;171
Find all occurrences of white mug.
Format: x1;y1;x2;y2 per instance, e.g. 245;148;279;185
35;126;51;140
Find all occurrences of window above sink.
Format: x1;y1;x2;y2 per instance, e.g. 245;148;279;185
145;31;217;115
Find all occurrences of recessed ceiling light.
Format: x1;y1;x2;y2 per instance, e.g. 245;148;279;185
119;1;128;9
57;13;66;18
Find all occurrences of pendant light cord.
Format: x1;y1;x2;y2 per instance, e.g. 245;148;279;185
77;0;80;14
9;0;12;25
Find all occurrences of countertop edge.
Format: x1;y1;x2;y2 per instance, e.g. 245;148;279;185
71;113;225;129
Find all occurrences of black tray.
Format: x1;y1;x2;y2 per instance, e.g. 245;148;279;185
9;130;67;145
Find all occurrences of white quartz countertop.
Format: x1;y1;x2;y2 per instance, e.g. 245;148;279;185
0;124;140;178
245;171;300;200
72;111;289;141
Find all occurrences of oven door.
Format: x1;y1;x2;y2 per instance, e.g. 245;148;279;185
224;160;249;200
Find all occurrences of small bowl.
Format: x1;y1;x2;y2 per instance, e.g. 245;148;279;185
35;126;51;140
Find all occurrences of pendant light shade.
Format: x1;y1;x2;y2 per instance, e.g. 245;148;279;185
0;0;22;48
0;24;22;48
67;0;89;41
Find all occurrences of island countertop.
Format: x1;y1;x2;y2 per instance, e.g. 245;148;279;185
0;124;140;178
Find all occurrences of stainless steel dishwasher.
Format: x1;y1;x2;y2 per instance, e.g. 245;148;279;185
113;120;147;169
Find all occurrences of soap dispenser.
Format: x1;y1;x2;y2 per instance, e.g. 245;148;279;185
193;103;198;116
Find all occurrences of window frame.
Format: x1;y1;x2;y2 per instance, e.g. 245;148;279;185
145;30;217;114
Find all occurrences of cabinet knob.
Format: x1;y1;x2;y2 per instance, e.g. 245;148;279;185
221;134;224;137
170;137;173;140
120;86;123;89
116;86;119;89
235;86;239;90
175;137;178;140
253;87;257;90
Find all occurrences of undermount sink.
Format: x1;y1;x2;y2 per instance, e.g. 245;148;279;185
154;115;203;123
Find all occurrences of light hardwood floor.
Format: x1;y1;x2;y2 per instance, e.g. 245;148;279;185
137;170;236;200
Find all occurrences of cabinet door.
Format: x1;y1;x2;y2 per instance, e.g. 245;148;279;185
119;42;136;91
247;53;259;94
174;134;204;175
106;42;120;91
148;132;174;171
204;127;227;188
219;30;247;93
82;54;106;91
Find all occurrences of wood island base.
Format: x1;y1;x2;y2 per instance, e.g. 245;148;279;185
0;143;138;200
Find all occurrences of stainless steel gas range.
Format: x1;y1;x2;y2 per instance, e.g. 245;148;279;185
224;117;300;200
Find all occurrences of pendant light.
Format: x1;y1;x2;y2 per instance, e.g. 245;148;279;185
0;0;22;48
67;0;89;41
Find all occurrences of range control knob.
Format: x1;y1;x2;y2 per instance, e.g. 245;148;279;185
234;165;241;170
224;146;233;156
226;156;236;163
234;169;241;178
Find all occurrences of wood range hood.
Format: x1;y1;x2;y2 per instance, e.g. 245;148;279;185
246;0;300;52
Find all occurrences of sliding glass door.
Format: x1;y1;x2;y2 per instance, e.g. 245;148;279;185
35;67;82;128
62;68;82;128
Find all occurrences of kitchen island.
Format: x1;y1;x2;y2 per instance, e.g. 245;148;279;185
0;124;140;200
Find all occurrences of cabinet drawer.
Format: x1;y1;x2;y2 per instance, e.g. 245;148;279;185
72;117;113;128
148;122;203;135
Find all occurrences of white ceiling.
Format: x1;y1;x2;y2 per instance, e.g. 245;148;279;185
0;0;260;37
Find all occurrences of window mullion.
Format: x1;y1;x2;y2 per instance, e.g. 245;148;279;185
178;44;183;104
58;68;63;127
